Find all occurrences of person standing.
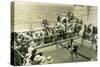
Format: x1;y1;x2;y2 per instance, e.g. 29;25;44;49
71;41;79;61
28;41;36;59
57;15;61;22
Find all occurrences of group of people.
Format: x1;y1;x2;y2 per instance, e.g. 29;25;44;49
42;11;83;40
80;23;97;49
40;11;97;60
23;50;53;65
11;11;97;65
11;32;53;66
58;38;79;60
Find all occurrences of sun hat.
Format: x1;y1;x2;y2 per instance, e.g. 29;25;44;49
34;55;42;62
46;56;53;64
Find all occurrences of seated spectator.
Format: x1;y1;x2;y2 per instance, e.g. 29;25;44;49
40;56;46;64
33;52;46;64
32;55;42;64
23;53;32;65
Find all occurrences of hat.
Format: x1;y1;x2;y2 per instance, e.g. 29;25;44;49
30;41;36;47
46;56;53;64
34;55;42;62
